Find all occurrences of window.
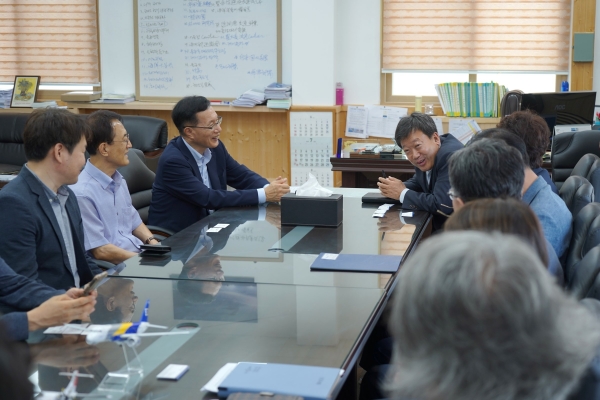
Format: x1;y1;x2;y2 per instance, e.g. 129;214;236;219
382;0;571;105
0;0;100;86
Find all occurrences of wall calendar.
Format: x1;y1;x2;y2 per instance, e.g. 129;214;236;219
289;112;334;187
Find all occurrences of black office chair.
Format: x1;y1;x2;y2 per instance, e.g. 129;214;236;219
552;131;600;189
121;115;168;173
568;245;600;300
0;113;28;173
565;203;600;284
117;148;174;240
559;175;594;218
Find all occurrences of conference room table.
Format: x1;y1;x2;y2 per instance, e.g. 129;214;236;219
29;188;432;400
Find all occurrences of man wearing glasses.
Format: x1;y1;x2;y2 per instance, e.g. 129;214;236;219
70;110;160;265
149;96;289;233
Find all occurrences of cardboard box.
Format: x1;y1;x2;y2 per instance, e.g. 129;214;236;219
281;193;343;227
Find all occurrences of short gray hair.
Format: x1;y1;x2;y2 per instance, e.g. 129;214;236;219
388;231;600;400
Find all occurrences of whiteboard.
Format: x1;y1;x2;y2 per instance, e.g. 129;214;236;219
134;0;281;101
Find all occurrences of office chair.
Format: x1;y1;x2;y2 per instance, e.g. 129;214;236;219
559;175;594;218
552;131;600;189
121;115;168;172
117;148;174;239
568;245;600;300
565;203;600;284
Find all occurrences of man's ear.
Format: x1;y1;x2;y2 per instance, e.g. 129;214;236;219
453;197;465;211
106;296;117;311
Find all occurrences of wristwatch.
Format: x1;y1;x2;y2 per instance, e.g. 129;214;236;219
145;236;157;244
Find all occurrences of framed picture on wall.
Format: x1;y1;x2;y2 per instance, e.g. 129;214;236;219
10;76;40;108
595;105;600;126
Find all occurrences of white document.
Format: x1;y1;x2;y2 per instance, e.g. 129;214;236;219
431;117;444;135
448;119;481;144
345;106;368;138
202;363;238;392
367;105;408;138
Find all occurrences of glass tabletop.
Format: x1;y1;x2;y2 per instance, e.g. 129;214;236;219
30;276;386;400
118;197;430;291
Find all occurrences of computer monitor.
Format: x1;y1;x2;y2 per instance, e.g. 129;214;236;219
521;91;596;131
520;91;596;151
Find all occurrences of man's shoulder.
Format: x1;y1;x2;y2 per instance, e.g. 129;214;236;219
530;179;571;220
0;175;33;201
439;134;464;154
69;170;97;196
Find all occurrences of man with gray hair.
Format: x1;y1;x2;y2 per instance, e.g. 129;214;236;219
375;231;600;400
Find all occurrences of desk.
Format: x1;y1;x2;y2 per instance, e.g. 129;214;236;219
331;156;555;188
29;190;432;399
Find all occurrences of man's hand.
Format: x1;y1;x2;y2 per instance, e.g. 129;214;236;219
377;176;406;201
27;292;97;332
265;176;290;202
30;335;100;368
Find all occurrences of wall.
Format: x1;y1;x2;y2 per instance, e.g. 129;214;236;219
594;2;600;102
98;0;381;105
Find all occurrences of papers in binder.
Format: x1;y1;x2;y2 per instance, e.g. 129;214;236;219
345;105;408;139
448;119;482;144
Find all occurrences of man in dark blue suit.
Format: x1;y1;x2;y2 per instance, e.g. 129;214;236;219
0;109;101;291
149;96;289;233
377;112;463;230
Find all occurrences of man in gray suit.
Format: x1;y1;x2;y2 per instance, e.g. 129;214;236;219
0;109;101;291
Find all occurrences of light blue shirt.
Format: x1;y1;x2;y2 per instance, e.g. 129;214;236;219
182;139;267;203
522;176;572;259
70;161;143;254
25;165;80;287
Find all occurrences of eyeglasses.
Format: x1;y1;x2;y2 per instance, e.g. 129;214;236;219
447;189;457;201
112;132;130;144
185;116;223;130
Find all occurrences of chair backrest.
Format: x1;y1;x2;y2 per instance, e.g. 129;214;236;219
571;154;600;178
552;131;600;189
568;245;600;300
559;175;594;217
0;113;28;172
565;202;600;284
117;148;155;224
121;115;168;153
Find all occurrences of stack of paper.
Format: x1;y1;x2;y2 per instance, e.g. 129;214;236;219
232;89;265;107
0;89;12;108
32;101;58;108
435;82;508;118
91;93;136;104
267;98;291;110
264;82;291;99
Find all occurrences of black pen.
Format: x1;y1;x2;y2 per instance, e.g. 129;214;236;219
381;170;387;178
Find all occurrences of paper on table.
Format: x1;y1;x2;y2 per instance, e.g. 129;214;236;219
345;106;368;138
431;117;444;135
448;119;481;144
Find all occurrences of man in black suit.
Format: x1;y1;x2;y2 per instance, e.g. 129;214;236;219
378;112;463;230
0;109;101;291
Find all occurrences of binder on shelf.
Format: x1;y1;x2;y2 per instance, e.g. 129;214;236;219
310;253;402;273
217;363;341;400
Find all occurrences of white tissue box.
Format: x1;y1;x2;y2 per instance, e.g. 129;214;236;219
281;193;343;227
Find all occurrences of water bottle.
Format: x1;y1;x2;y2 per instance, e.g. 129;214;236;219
561;80;569;92
335;82;344;105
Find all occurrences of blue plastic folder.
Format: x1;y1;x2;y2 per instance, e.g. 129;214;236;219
310;253;402;273
218;362;341;400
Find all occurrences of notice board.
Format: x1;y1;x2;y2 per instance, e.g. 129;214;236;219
134;0;281;101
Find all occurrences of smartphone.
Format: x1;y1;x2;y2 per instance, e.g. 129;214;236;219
140;244;172;254
83;271;108;296
381;170;388;178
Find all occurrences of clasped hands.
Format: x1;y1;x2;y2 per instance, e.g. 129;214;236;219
265;176;290;202
377;176;406;201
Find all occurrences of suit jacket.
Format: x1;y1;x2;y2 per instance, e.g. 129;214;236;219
149;136;269;233
403;134;464;230
0;168;100;291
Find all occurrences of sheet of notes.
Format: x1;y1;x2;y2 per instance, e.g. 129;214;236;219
290;112;334;187
137;0;278;99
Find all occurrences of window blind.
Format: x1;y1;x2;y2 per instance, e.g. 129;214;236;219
382;0;571;73
0;0;99;84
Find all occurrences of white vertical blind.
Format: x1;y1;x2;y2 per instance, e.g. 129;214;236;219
382;0;571;73
0;0;100;84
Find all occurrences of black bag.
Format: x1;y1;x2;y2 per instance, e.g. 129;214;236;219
500;89;524;117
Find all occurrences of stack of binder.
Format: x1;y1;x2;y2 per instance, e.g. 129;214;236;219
435;82;508;118
264;82;291;99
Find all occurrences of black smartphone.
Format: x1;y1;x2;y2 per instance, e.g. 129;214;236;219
83;271;108;296
381;170;388;178
140;244;172;254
